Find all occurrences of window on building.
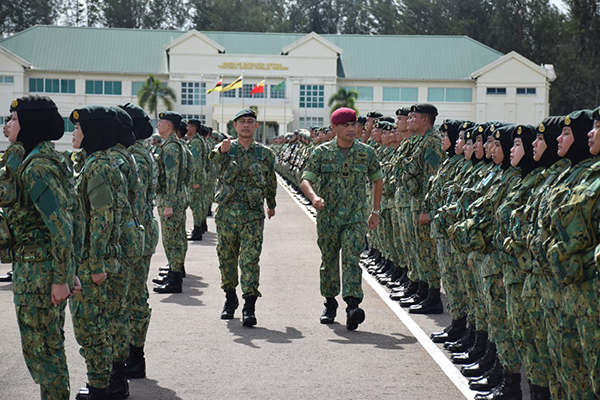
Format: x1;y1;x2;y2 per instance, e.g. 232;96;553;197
181;114;206;125
516;87;536;95
428;88;472;102
132;82;144;96
486;87;507;95
300;85;324;108
341;86;373;101
30;78;75;93
63;117;75;133
299;117;324;129
270;84;285;99
0;76;14;84
221;83;236;98
181;82;206;105
383;87;418;102
85;80;122;95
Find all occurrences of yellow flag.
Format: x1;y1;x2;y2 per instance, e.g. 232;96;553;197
206;77;222;94
222;75;243;92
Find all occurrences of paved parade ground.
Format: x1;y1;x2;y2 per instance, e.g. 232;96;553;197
0;180;472;399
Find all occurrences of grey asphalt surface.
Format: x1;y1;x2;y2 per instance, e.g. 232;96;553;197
0;181;468;400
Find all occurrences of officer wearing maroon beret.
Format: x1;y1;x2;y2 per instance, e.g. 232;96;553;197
301;107;383;331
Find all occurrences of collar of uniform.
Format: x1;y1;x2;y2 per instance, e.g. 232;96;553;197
237;139;256;153
24;140;53;161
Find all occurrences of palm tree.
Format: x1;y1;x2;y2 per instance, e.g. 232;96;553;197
328;88;359;115
137;74;177;126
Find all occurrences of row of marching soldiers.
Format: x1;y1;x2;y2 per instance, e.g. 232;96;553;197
359;105;600;400
0;93;215;400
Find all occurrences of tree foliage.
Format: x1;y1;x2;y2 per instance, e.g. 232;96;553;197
137;74;178;126
328;88;359;114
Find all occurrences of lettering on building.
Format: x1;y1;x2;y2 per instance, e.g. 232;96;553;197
218;62;289;71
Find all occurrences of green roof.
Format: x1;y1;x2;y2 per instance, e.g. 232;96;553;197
0;25;504;80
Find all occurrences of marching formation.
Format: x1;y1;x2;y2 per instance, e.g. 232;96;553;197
275;104;600;400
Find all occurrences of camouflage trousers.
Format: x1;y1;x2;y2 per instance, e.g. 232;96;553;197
481;271;520;373
398;205;420;282
520;275;556;392
435;238;467;320
563;278;600;397
317;220;366;299
215;212;264;298
190;187;204;226
15;302;69;400
452;248;478;325
390;208;406;267
128;254;152;348
107;257;132;363
70;262;112;388
467;251;488;332
412;211;440;288
380;208;395;262
505;283;540;385
159;205;188;273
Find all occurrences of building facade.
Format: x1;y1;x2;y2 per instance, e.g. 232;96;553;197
0;25;556;151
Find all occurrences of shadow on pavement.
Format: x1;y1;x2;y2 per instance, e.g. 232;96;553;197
129;378;183;400
154;274;208;307
326;323;417;350
226;320;304;349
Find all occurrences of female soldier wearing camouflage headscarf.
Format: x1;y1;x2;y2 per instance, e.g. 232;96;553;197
2;94;78;400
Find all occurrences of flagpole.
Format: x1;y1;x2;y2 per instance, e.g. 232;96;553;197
283;79;287;135
220;86;223;134
304;72;307;129
241;70;245;109
200;74;204;123
263;76;267;144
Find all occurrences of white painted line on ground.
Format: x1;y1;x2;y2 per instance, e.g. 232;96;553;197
277;175;472;399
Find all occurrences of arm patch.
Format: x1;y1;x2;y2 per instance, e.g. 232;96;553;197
30;180;59;217
87;173;112;210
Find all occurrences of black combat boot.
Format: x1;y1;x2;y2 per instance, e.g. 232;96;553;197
152;269;170;284
361;249;380;267
409;287;443;314
431;316;467;343
344;296;365;331
377;261;396;284
461;341;496;377
242;296;258;327
125;344;146;379
445;323;476;351
386;266;405;288
451;330;488;364
529;383;551;400
76;385;108;400
188;226;203;241
390;279;418;300
107;361;129;399
200;220;208;233
153;271;182;294
220;289;239;319
0;270;12;282
469;358;503;391
474;369;522;400
400;281;428;308
320;297;338;324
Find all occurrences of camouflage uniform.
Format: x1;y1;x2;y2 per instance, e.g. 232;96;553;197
2;141;74;400
402;127;444;288
209;139;277;297
127;139;159;347
156;133;189;273
188;132;207;227
302;139;382;299
71;148;122;389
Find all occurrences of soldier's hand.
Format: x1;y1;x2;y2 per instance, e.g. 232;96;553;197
72;276;82;296
267;208;275;219
368;213;379;230
92;272;107;285
419;212;430;225
193;184;200;189
220;138;231;153
312;197;324;210
51;283;71;306
164;207;174;218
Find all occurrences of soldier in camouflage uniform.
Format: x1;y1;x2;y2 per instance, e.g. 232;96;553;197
301;107;383;331
187;119;208;241
0;95;76;400
400;104;445;314
70;105;125;400
119;103;158;380
153;111;189;294
210;108;277;327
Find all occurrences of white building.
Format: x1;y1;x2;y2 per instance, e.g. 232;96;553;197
0;25;556;151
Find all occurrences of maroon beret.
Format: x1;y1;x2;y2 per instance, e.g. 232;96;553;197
331;107;357;125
